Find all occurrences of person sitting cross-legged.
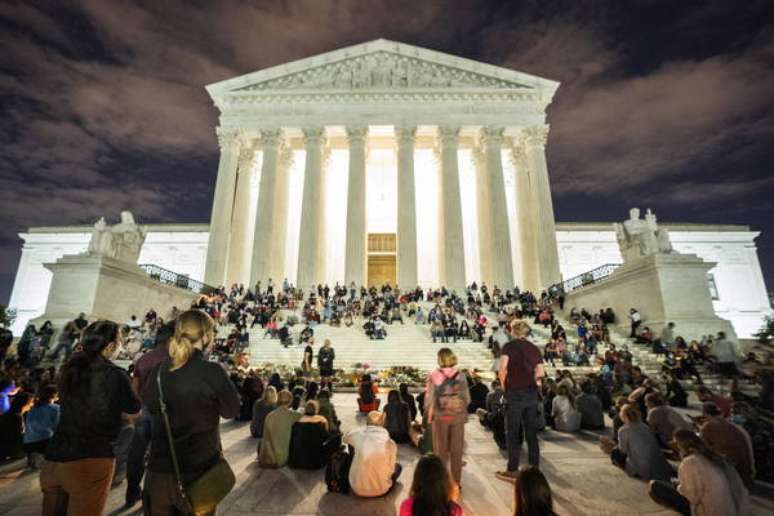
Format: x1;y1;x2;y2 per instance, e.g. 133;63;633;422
258;389;301;468
384;390;412;444
600;404;672;482
345;410;402;498
649;429;750;516
288;400;339;470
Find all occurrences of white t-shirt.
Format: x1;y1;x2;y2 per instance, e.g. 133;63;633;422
344;426;397;497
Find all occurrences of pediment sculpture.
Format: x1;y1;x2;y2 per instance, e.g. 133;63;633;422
87;211;146;264
614;208;674;263
237;51;530;91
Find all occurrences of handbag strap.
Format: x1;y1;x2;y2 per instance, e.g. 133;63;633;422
156;365;189;501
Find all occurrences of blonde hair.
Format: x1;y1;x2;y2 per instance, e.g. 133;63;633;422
169;310;215;370
437;348;458;368
262;386;278;405
366;410;384;426
511;320;531;338
277;389;293;406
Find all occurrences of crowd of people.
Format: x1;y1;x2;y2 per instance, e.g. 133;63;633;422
1;277;771;515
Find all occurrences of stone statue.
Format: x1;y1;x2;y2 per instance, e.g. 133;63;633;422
614;207;674;263
86;211;146;264
87;217;114;257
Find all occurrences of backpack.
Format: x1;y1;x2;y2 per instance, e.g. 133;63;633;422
434;372;466;415
325;446;352;493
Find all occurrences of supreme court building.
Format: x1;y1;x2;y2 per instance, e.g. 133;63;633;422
203;39;561;293
7;40;773;338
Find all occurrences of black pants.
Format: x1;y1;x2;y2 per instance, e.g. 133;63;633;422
648;480;690;515
126;411;152;501
505;389;540;472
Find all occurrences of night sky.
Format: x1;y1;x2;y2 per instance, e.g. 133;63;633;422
1;1;774;305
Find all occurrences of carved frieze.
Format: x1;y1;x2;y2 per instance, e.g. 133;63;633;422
236;51;532;92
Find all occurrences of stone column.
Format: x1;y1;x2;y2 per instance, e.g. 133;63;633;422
437;126;466;292
510;142;541;292
269;146;293;283
344;126;368;287
226;140;257;286
249;129;283;286
481;126;514;289
472;146;492;286
204;127;241;287
396;126;418;289
297;127;327;289
522;125;561;288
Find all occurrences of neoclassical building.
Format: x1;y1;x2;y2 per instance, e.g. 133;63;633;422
7;40;773;338
203;39;561;292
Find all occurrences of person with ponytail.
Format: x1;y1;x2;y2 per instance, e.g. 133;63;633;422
142;309;240;516
40;320;141;516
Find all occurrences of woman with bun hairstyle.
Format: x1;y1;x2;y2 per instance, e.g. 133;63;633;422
142;309;240;516
40;320;141;516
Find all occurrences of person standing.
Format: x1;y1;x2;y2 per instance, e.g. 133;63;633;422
302;337;314;377
142;310;240;516
425;348;470;489
317;339;335;392
628;309;641;339
496;320;544;483
40;321;141;516
124;321;175;508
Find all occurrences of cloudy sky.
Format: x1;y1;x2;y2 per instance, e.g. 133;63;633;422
1;0;773;303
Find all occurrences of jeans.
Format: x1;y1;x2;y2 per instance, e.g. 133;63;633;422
112;422;135;486
649;480;690;515
505;389;540;472
126;410;152;501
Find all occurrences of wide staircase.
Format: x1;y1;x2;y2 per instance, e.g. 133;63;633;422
241;302;663;378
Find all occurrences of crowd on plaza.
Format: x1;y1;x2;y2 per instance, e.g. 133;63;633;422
1;277;772;516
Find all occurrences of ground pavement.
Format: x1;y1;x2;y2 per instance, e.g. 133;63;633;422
1;393;773;516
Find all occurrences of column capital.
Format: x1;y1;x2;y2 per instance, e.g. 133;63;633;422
508;140;528;169
520;125;550;148
302;127;327;146
237;143;257;171
480;126;505;148
260;129;284;148
437;125;460;148
395;125;417;147
345;126;369;145
216;127;243;149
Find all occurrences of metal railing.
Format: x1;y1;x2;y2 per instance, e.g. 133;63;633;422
549;263;621;295
139;264;217;295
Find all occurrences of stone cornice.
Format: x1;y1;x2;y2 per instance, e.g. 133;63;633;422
207;39;559;99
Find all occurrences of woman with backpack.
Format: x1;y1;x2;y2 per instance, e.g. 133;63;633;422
425;348;470;490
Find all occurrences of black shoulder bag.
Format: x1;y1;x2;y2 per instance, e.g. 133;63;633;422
156;366;236;514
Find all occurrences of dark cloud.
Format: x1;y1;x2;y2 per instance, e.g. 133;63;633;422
1;0;773;304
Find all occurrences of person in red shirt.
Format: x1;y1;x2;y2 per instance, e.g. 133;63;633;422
496;320;545;484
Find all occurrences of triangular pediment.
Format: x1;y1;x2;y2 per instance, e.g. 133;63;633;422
207;39;559;96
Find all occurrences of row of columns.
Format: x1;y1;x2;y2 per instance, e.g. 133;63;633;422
204;125;560;293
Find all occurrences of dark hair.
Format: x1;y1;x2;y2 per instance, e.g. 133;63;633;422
399;382;410;398
673;429;723;463
410;454;455;516
514;466;555;516
35;384;58;407
59;320;119;398
387;389;401;405
306;381;319;400
154;320;176;348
